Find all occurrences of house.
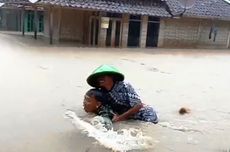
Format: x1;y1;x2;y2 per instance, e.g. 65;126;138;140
38;0;170;47
0;3;21;31
0;0;171;47
163;0;230;48
0;0;229;48
0;1;44;34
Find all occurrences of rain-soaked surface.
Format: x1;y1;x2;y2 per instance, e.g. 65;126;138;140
0;32;230;152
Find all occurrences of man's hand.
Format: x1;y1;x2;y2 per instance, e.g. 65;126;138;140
112;114;121;122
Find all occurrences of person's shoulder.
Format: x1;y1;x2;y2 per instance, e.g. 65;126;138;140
113;81;125;89
98;105;112;112
113;81;136;93
97;105;107;115
116;81;132;87
98;105;114;120
122;81;136;90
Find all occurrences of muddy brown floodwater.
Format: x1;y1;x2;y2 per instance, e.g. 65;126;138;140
0;32;230;152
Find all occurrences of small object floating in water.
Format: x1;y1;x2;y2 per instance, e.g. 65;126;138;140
179;107;191;115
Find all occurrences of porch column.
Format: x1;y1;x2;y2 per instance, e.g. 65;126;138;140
88;16;92;45
21;7;25;36
98;29;107;47
157;19;165;47
34;7;38;39
140;15;148;48
121;14;129;48
227;30;230;48
49;7;53;44
57;7;62;39
98;16;107;47
17;10;21;31
111;20;116;47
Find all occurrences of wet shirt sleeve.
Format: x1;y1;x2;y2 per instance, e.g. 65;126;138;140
97;105;114;120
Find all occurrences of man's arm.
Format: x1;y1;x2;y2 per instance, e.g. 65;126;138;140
112;103;143;122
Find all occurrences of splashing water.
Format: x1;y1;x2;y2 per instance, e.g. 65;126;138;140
65;110;157;152
158;122;203;133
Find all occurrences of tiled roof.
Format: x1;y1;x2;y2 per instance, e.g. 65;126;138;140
166;0;230;20
1;0;229;20
0;3;22;8
0;0;38;9
0;3;44;10
0;0;31;3
37;0;170;17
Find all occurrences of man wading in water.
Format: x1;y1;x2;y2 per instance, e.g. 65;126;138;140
86;64;159;124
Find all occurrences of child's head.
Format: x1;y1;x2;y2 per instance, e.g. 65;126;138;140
83;88;106;113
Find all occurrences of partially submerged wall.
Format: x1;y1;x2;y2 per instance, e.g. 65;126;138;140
159;18;230;49
43;7;91;43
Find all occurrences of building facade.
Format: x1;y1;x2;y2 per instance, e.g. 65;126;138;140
162;0;230;48
39;0;169;48
159;18;230;48
0;7;21;31
0;0;230;49
0;3;44;32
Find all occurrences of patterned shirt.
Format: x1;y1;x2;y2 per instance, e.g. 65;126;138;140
107;81;158;123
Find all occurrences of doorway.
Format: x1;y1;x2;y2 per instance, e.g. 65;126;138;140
89;17;99;46
106;19;121;47
127;15;141;47
146;17;160;47
25;11;44;32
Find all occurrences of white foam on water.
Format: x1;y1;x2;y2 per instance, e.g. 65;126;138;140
65;110;157;152
158;122;202;133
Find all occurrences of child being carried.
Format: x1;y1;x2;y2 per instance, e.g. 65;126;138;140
83;88;114;130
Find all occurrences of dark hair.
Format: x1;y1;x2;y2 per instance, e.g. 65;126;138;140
85;88;107;104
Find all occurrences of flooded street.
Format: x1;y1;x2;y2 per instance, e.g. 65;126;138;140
0;32;230;152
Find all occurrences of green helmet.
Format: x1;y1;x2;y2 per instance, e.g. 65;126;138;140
87;64;124;87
